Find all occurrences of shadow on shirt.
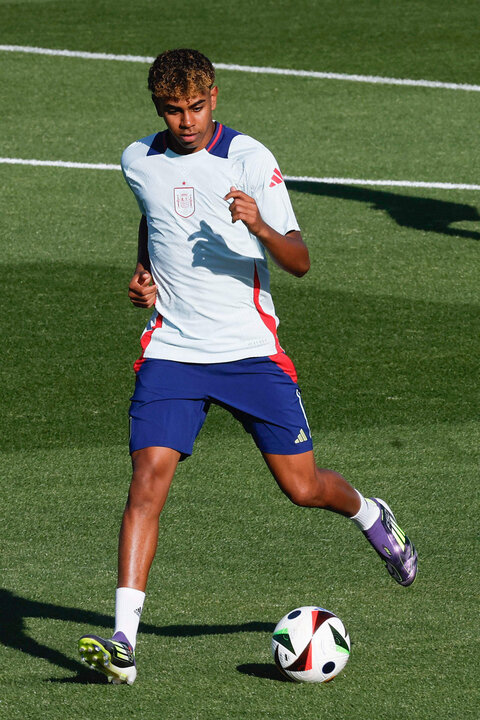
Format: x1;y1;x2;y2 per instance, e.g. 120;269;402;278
286;180;480;241
188;220;257;284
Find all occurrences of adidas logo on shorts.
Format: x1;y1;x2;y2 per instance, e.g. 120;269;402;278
295;428;308;444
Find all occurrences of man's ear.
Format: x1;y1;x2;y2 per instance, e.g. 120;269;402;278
152;95;163;117
210;85;218;111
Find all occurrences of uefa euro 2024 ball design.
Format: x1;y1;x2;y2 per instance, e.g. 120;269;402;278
272;606;351;683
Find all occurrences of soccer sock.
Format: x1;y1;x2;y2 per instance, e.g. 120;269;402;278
114;587;145;651
350;491;380;531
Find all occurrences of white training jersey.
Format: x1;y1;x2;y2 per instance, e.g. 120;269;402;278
121;123;300;365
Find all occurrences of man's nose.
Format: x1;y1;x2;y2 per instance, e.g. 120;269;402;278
181;112;194;127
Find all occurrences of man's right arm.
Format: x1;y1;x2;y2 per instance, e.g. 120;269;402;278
128;215;157;308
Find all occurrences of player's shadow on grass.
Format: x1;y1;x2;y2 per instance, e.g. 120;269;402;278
286;180;480;240
0;588;274;684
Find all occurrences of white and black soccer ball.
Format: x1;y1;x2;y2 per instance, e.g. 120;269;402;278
271;606;351;683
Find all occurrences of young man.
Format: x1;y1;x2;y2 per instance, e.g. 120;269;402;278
78;48;417;685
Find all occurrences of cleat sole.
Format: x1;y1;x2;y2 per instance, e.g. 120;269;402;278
78;635;137;685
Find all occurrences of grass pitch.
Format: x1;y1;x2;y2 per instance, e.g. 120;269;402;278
0;2;479;719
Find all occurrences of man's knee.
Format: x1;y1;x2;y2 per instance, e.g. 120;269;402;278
129;464;161;503
284;475;325;507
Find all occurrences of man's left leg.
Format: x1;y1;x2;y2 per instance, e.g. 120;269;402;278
263;450;417;586
263;450;360;515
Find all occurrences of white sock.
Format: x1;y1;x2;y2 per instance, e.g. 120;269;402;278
350;491;380;531
114;587;145;650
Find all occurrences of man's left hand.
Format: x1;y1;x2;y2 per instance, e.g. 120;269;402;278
224;186;265;236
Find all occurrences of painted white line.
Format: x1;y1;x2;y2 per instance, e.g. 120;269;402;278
1;44;479;93
0;157;121;171
214;64;480;93
284;175;480;191
0;44;153;63
1;157;479;190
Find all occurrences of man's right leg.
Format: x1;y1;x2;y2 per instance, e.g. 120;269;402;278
79;446;180;684
118;446;181;591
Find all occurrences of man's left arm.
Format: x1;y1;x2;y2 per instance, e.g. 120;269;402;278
224;186;310;277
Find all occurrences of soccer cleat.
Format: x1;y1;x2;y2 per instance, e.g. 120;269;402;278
78;631;136;684
363;498;418;586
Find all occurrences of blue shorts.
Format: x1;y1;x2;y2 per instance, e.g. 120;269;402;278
129;356;313;459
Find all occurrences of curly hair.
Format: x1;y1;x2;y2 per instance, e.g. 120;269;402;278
148;48;215;100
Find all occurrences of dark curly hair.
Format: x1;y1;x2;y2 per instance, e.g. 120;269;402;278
148;48;215;99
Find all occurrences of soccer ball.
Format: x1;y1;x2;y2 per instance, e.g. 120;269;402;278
271;606;351;683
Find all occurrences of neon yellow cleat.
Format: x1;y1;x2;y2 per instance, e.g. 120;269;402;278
78;632;137;685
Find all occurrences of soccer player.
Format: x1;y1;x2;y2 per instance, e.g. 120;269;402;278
78;49;417;684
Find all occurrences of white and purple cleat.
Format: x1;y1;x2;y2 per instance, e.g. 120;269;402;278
363;498;418;586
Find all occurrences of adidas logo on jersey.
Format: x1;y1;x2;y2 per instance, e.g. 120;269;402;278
295;428;308;444
269;167;284;187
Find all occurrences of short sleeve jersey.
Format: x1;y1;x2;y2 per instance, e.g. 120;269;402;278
121;123;300;364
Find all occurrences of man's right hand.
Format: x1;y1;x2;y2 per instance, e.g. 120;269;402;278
128;271;157;308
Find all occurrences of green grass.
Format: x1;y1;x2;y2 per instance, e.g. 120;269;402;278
1;2;479;719
1;0;480;83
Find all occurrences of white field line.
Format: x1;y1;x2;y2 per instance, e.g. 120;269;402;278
284;175;480;191
1;157;479;190
1;44;480;93
0;157;121;171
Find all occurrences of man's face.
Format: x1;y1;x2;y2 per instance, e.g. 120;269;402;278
154;86;218;154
